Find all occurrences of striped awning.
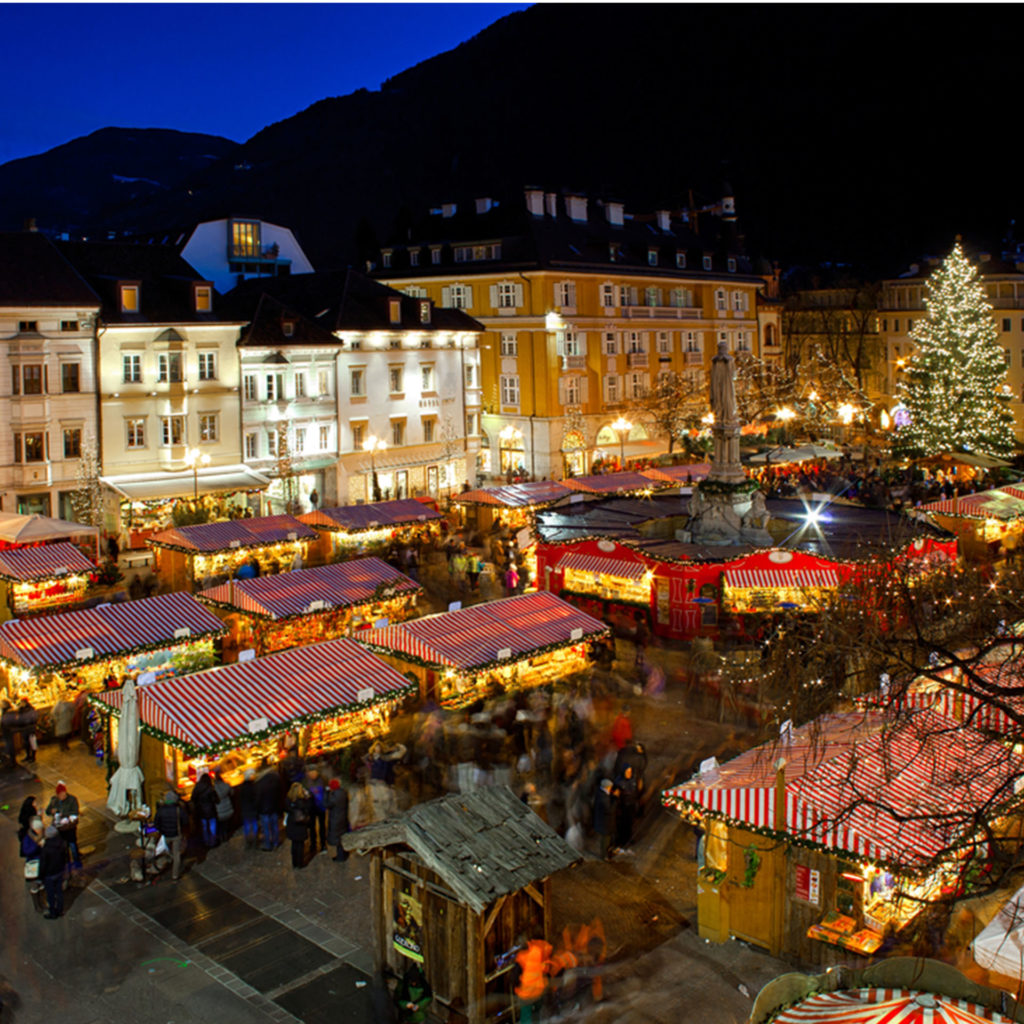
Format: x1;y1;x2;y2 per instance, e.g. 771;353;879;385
0;592;226;671
640;463;711;485
561;472;660;494
772;988;1014;1024
91;637;413;754
918;487;1024;521
724;567;841;590
197;558;420;620
454;481;572;509
148;514;318;554
559;551;649;582
0;542;96;583
300;499;441;533
356;591;609;671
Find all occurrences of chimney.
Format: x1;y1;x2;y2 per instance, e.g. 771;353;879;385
441;202;457;219
655;209;671;232
525;188;544;217
544;192;558;218
604;201;624;227
475;197;493;215
565;194;588;223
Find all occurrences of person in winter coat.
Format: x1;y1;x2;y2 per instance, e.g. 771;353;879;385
153;791;189;880
325;779;349;862
39;826;67;919
236;769;260;849
212;771;234;839
592;779;615;860
2;700;20;764
255;761;283;851
45;782;82;869
284;782;313;868
21;816;44;860
305;769;327;853
466;552;483;592
16;698;38;763
17;795;39;845
395;963;433;1023
613;764;640;850
191;771;219;847
52;693;76;751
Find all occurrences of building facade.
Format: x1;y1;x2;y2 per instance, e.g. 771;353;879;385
380;187;777;480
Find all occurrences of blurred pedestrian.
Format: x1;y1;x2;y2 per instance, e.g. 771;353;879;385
285;782;313;868
306;768;327;852
326;779;349;861
45;781;82;870
153;791;188;881
610;705;633;751
593;779;615;859
16;697;38;763
213;770;234;839
52;691;76;751
236;769;260;849
1;699;18;765
256;759;282;851
191;770;218;847
39;826;66;919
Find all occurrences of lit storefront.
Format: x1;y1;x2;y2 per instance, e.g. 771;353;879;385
300;498;442;560
0;542;97;621
454;481;572;535
916;484;1024;561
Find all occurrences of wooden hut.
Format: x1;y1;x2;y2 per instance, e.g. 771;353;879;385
916;485;1024;561
343;785;580;1024
454;481;572;535
0;541;97;621
299;498;442;562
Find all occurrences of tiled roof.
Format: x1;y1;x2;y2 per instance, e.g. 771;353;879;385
0;232;99;307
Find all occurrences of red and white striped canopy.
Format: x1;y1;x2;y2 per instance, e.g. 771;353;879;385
454;481;573;508
918;487;1024;522
561;471;660;494
356;591;609;670
148;515;317;554
772;988;1013;1024
559;551;649;582
0;542;96;583
640;463;711;485
724;567;841;590
0;592;226;670
93;637;413;753
299;499;441;533
197;558;420;620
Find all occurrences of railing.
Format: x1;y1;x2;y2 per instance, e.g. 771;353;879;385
627;351;649;367
621;305;702;319
684;350;704;364
562;355;587;369
990;297;1024;309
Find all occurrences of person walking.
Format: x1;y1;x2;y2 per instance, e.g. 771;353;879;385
213;770;234;841
256;760;283;851
284;782;313;869
325;779;349;862
191;770;218;848
613;763;640;851
52;692;76;752
593;779;615;860
153;791;188;881
236;769;260;849
2;700;20;765
45;782;82;870
16;697;38;764
39;826;67;919
466;551;483;593
305;769;327;853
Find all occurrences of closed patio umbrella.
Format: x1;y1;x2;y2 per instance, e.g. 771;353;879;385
106;678;144;817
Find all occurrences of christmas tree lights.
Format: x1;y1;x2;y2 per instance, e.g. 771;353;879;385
894;243;1016;458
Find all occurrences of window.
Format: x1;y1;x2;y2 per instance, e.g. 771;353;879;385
882;318;888;331
294;427;306;453
389;366;404;393
351;422;366;448
198;352;217;380
21;432;45;462
671;287;694;308
267;429;277;456
563;375;581;405
422;365;435;391
1004;318;1012;332
893;319;900;332
381;250;392;268
619;285;637;307
500;375;520;406
727;257;737;273
161;416;185;446
266;373;283;401
126;418;145;448
419;300;431;325
647;248;659;266
684;331;701;352
466;412;480;436
496;282;518;309
609;243;621;262
62;427;81;459
389;298;402;324
715;289;727;312
120;284;140;312
601;282;616;308
19;320;38;333
627;331;644;353
454;243;501;262
465;363;476;388
736;332;751;352
294;372;307;399
676;252;687;269
199;413;218;442
319;425;330;450
500;332;518;357
194;285;213;312
555;281;577;307
447;283;472;309
231;220;261;258
158;352;183;383
282;320;295;338
431;248;442;265
702;255;713;271
604;374;620;404
245;433;258;460
243;375;257;401
318;369;330;396
628;372;647;398
657;332;671;355
13;364;44;395
391;420;405;446
423;418;435;443
645;286;662;307
123;354;142;383
409;249;420;267
346;368;364;397
60;363;80;393
60;320;78;332
604;332;618;355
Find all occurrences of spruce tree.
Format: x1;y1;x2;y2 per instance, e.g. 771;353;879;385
894;242;1016;458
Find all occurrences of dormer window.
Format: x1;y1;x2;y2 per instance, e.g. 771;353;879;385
382;250;393;269
430;247;442;265
609;243;621;262
409;249;420;267
727;257;737;273
647;248;659;266
676;252;687;269
389;298;402;324
230;219;261;259
120;283;140;313
702;255;713;271
194;284;213;312
419;300;431;325
282;320;295;338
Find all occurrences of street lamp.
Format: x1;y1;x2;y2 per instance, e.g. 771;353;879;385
363;435;387;501
775;406;796;446
184;447;210;501
611;416;632;469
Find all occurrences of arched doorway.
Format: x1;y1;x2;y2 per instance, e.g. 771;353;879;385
561;429;587;478
498;425;525;475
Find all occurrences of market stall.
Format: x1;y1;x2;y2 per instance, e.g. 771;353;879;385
90;636;415;809
147;514;318;592
344;786;580;1024
916;485;1024;561
560;471;665;497
0;542;97;621
299;498;442;562
355;591;609;709
0;591;226;708
0;511;101;562
197;557;422;657
662;707;1024;964
640;463;711;488
454;481;572;535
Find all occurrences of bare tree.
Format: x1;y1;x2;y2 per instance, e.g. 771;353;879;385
627;370;707;454
69;432;103;529
734;352;799;426
276;421;300;513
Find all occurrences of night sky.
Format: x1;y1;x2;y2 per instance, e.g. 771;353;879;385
0;3;531;166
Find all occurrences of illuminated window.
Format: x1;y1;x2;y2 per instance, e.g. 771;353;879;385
126;418;145;448
120;284;140;313
351;422;366;448
389;298;402;324
230;220;261;259
243;375;257;400
422;418;435;443
391;420;405;446
422;365;434;391
294;372;307;398
500;375;520;405
727;257;737;273
702;255;712;271
194;284;213;312
63;427;81;458
245;433;258;459
419;300;431;324
676;252;687;269
161;416;185;446
647;248;658;266
198;352;217;380
267;429;277;456
389;366;404;393
409;249;420;267
350;368;365;397
294;427;306;453
500;332;518;356
123;354;142;383
318;369;330;396
199;414;218;442
158;352;183;383
319;425;330;450
382;250;393;268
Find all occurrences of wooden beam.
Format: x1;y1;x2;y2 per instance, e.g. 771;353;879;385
482;895;507;937
524;882;543;908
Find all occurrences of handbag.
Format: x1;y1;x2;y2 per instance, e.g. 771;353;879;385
24;858;39;880
154;835;169;857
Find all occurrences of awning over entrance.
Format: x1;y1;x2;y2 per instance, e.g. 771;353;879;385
559;552;649;581
724;567;840;590
101;464;271;502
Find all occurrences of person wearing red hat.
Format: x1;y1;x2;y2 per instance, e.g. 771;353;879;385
45;782;82;870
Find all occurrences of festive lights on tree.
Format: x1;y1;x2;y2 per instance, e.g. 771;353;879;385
894;242;1016;458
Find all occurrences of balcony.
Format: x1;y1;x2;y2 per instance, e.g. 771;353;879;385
627;351;649;367
684;350;704;364
990;297;1024;309
622;305;702;320
562;355;587;369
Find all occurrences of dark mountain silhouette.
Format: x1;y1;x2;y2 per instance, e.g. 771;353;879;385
0;6;1017;274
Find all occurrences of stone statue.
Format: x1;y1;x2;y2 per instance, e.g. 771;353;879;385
710;340;737;425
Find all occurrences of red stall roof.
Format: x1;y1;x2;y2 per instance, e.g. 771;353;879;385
197;558;421;620
561;471;662;495
356;591;609;671
148;515;317;555
640;463;711;485
454;481;572;509
917;486;1024;522
0;592;226;671
93;637;414;753
558;551;649;581
299;499;441;533
772;988;1014;1024
724;567;841;589
0;542;96;583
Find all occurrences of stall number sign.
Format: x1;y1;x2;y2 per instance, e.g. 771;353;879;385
794;865;820;905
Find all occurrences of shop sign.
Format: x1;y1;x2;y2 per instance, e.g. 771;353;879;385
356;686;374;703
75;646;95;661
794;865;820;905
374;617;389;629
247;716;269;734
496;648;512;660
138;672;156;686
569;628;583;641
237;648;256;663
448;601;462;612
174;627;191;639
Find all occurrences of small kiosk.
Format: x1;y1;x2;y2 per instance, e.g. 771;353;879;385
0;542;97;621
916;485;1024;561
90;637;415;808
640;463;710;488
300;499;442;562
454;481;572;535
148;514;318;592
197;557;422;657
560;471;664;497
343;785;580;1024
0;592;226;708
355;591;609;709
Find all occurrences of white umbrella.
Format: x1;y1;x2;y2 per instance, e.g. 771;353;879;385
107;678;145;817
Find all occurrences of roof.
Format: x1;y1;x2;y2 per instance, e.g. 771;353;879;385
356;591;609;671
0;512;100;544
343;785;580;914
0;542;96;583
558;550;649;581
561;471;663;495
0;592;226;671
91;636;414;755
917;485;1024;522
233;291;341;348
197;558;420;620
0;231;99;307
640;463;710;485
300;499;441;533
148;514;317;554
454;481;572;508
101;464;271;502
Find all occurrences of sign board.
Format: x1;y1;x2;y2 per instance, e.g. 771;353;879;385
237;648;256;663
287;531;298;541
306;599;326;613
570;493;584;504
173;627;191;639
53;565;69;576
698;756;720;781
794;865;821;905
75;646;95;661
356;686;375;703
569;627;583;642
137;672;157;686
229;540;241;549
374;617;389;630
368;521;379;529
246;716;269;735
496;647;512;661
448;600;462;612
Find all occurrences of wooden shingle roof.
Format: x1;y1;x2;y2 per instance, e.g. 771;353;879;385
343;786;580;913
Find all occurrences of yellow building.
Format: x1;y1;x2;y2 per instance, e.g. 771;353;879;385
382;187;778;480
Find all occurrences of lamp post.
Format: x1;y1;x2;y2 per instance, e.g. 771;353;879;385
775;407;795;446
611;415;632;469
185;447;211;501
363;435;387;501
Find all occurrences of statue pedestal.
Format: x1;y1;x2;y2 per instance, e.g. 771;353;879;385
688;481;773;547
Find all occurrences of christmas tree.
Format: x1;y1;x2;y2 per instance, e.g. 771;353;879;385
893;242;1016;458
